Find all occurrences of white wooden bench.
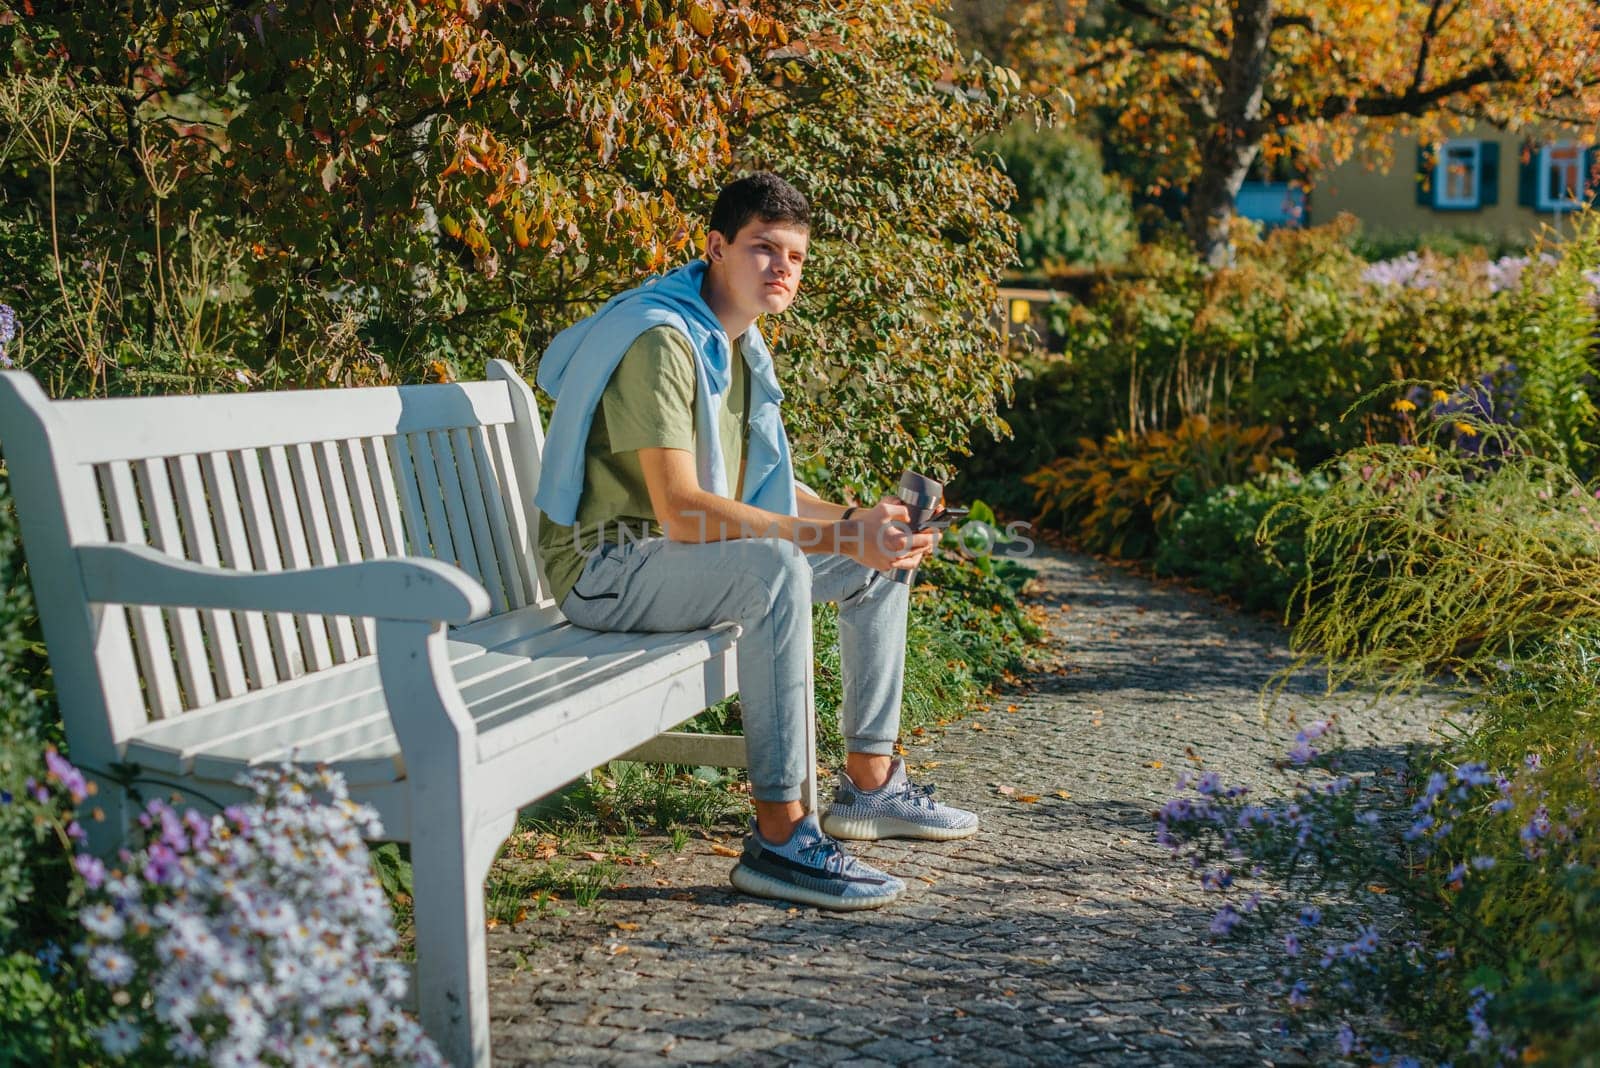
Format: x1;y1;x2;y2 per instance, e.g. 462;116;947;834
0;361;817;1068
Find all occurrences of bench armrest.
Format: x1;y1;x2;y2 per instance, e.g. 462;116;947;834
78;544;492;625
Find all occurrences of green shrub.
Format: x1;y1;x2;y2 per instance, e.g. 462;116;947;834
1265;419;1600;1061
1269;416;1600;696
1025;415;1291;559
1153;463;1328;613
1500;214;1600;471
1351;225;1532;263
969;214;1600;501
988;122;1136;275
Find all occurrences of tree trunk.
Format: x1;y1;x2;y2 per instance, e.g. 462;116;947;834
1183;0;1275;267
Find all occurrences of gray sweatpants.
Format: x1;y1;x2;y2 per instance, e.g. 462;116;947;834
558;537;908;803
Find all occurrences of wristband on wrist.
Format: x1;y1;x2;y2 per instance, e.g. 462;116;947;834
840;506;857;521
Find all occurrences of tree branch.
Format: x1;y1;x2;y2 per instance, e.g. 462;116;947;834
1408;0;1447;98
1291;54;1518;122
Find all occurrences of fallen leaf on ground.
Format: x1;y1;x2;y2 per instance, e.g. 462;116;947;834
709;843;741;858
1015;794;1040;804
1368;884;1390;894
608;943;629;955
997;784;1017;796
1145;761;1164;770
582;850;607;862
922;761;942;769
1006;704;1019;713
614;921;640;931
1055;790;1072;800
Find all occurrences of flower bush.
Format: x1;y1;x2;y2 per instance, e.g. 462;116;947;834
1025;415;1290;559
3;750;442;1066
1158;715;1600;1066
72;762;443;1066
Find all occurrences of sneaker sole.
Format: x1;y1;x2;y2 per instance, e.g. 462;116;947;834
728;863;903;911
820;814;981;842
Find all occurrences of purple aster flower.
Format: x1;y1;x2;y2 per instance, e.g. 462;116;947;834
1284;932;1301;956
1338;1023;1359;1055
1209;905;1241;936
1287;979;1310;1007
44;748;88;803
1471;855;1496;871
1299;906;1322;928
1520;806;1551;842
74;853;107;890
1446;863;1467;883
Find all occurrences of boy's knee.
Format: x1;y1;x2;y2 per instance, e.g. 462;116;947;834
745;538;811;609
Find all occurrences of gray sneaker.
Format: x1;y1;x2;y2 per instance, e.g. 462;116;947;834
729;812;905;910
821;758;980;841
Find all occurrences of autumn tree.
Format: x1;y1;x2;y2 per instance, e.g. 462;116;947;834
984;0;1600;264
0;0;1030;493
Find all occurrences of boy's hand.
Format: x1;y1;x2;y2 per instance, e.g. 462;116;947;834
845;496;937;573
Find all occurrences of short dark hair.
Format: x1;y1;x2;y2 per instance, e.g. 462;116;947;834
708;172;811;241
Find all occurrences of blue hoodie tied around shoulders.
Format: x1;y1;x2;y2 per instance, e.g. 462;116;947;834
532;258;798;528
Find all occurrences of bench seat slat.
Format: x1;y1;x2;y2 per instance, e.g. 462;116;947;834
123;622;739;786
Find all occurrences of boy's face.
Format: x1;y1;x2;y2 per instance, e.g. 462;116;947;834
706;218;809;319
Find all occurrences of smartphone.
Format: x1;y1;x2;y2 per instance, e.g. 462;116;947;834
916;506;969;532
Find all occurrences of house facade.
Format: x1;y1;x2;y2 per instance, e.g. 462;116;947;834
1303;124;1598;241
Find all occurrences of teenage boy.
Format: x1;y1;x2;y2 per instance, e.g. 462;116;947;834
532;172;977;911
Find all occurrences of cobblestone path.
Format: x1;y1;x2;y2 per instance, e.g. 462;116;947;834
486;545;1443;1066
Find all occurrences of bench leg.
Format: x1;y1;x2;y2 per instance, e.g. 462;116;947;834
377;619;512;1068
410;805;514;1068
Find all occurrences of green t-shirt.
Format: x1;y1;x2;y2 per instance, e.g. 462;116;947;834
537;325;749;605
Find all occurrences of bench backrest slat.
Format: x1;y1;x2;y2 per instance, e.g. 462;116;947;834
227;447;309;680
200;450;280;690
0;364;558;742
52;380;519;464
99;460;187;718
172;453;250;700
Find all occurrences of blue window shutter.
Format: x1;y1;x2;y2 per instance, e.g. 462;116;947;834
1518;143;1539;207
1479;141;1499;206
1416;144;1434;206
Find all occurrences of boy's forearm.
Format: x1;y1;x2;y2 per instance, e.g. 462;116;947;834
794;486;850;522
665;488;859;554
